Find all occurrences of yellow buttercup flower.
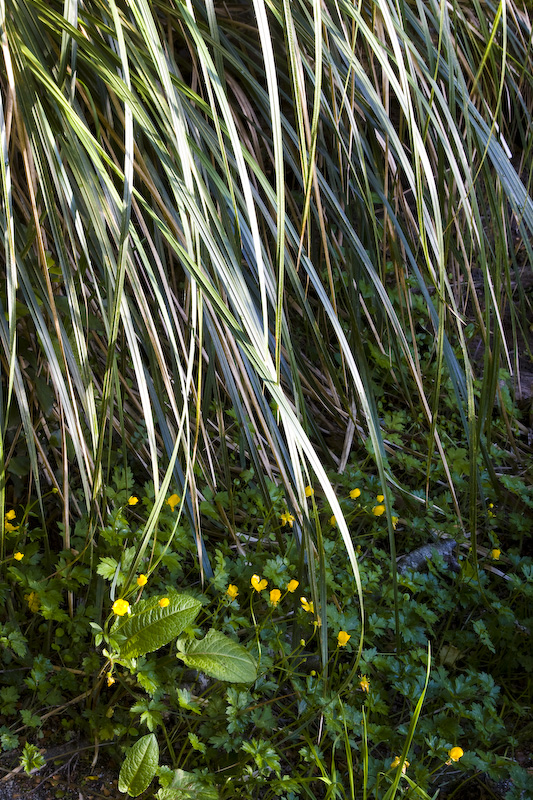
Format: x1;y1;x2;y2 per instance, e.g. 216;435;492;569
372;504;385;516
166;493;181;512
128;496;139;506
491;548;501;560
5;510;16;520
337;631;351;647
270;589;281;606
5;521;18;532
448;746;463;762
329;515;336;526
349;488;361;500
392;516;399;529
376;494;384;503
251;574;268;592
305;486;314;497
226;584;239;600
300;596;314;613
13;552;24;561
137;574;148;586
159;597;170;608
280;511;295;527
391;756;409;773
107;673;116;687
359;675;370;692
287;579;299;593
112;599;130;616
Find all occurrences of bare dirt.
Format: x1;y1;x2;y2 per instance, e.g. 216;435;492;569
0;743;122;800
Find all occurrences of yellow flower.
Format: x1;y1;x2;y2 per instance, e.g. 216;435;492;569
329;515;336;526
166;493;181;512
251;574;268;592
13;552;24;561
287;579;299;593
300;596;314;613
112;599;130;616
270;589;281;606
24;591;40;612
390;756;409;773
392;516;399;529
5;510;16;520
5;522;18;532
359;675;370;692
491;548;501;560
280;511;295;527
372;504;385;516
349;488;361;500
305;486;314;497
299;638;306;646
226;584;239;600
128;496;139;506
137;574;148;586
159;597;170;608
376;494;384;503
337;631;351;647
448;746;463;762
107;673;116;687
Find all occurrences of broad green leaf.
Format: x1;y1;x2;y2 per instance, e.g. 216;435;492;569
112;593;201;659
176;629;257;683
156;768;218;800
118;733;158;797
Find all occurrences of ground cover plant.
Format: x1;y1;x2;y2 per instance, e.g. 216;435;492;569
1;0;533;797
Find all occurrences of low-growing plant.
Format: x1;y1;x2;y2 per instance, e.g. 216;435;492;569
2;447;532;798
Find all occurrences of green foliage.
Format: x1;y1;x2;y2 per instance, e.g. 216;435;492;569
1;0;533;797
112;593;203;660
20;742;46;775
118;733;159;797
176;629;258;684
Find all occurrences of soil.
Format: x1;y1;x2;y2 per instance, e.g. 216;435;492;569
0;743;124;800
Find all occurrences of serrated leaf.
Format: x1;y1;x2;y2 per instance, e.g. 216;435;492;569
96;557;119;581
176;629;257;683
112;593;202;659
118;733;158;797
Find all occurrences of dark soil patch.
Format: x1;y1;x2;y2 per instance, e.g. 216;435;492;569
0;744;122;800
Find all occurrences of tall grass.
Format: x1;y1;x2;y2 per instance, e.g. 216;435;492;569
1;0;532;646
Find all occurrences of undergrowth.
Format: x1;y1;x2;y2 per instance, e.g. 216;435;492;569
1;374;532;799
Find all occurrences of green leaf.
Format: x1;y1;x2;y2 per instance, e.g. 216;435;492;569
187;731;206;753
20;743;45;774
176;629;257;683
156;768;218;800
473;619;496;653
118;733;159;797
113;593;202;659
96;557;120;581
